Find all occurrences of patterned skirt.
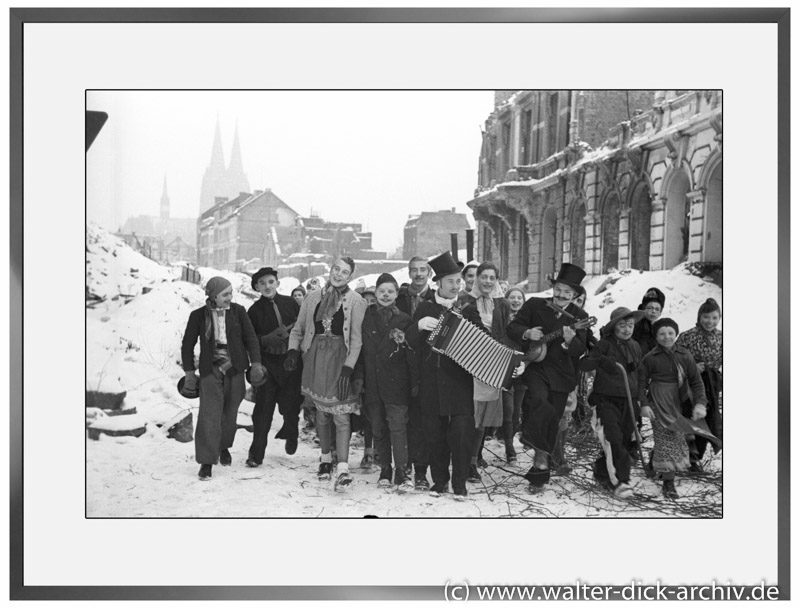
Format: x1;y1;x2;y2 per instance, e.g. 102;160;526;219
301;334;360;415
649;380;691;473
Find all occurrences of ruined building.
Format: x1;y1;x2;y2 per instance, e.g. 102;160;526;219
467;90;722;290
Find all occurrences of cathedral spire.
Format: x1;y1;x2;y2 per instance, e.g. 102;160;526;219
209;115;226;172
226;121;250;195
160;174;170;221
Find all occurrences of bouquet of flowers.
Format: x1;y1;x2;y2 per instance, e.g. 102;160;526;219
389;328;413;357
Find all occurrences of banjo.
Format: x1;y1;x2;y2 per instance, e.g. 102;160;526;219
523;316;597;363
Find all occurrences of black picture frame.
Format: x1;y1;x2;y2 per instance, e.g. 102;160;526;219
11;7;790;601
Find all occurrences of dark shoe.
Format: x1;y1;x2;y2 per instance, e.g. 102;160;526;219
689;461;703;473
378;465;393;487
429;482;449;497
198;464;212;480
285;436;298;455
506;452;518;465
245;457;261;468
414;473;430;492
219;449;232;466
361;453;376;469
318;461;332;481
663;479;679;499
467;464;482;483
477;457;489;469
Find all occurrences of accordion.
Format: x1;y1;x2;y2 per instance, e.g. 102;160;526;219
426;309;523;390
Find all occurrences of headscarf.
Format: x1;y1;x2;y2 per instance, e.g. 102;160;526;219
696;298;721;327
205;276;232;307
315;282;350;323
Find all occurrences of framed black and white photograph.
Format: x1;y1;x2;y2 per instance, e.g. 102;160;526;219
10;5;790;602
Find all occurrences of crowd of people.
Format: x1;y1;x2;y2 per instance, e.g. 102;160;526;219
180;253;723;502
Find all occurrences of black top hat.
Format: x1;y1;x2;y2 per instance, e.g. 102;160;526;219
177;376;199;399
551;263;586;289
428;251;462;282
251;267;279;290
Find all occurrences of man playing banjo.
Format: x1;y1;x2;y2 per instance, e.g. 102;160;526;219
506;263;593;492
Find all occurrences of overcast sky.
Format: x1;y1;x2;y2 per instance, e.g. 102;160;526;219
86;90;495;254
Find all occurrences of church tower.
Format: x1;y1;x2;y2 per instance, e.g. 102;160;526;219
199;117;228;214
198;118;250;215
226;123;250;196
160;174;170;221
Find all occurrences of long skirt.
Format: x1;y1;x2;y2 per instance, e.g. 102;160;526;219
474;397;503;428
649;380;690;474
301;334;360;415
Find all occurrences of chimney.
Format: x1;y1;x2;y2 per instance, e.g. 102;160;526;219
450;233;459;263
466;229;474;262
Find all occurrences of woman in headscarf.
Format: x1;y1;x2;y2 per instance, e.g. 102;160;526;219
286;258;368;490
462;262;523;480
675;298;723;471
181;276;264;480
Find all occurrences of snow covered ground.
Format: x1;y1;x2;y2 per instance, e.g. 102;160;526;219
86;222;722;518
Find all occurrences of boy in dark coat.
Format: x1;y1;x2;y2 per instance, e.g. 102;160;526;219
354;273;419;491
578;307;645;498
406;251;475;500
181;277;263;480
506;263;589;491
245;267;303;466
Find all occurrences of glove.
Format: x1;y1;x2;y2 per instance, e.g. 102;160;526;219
598;356;619;374
248;362;266;386
184;371;199;389
262;326;290;349
640;405;654;419
337;366;353;400
351;378;364;395
691;404;707;421
284;349;300;372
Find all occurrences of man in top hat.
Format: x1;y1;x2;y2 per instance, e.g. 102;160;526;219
245;267;303;466
507;262;590;491
405;251;475;499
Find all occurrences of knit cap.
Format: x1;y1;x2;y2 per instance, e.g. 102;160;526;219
652;317;680;335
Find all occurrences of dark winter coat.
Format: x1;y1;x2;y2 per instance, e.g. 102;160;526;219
247;293;300;357
396;284;435;317
182;302;261;376
354;305;419;406
405;300;474;416
632;317;658;355
637;344;708;407
506;297;588;393
578;336;642;401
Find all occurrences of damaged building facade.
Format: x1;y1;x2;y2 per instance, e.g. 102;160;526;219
467;90;722;291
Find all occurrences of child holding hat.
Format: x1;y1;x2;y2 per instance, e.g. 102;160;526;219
181;276;264;480
578;307;645;498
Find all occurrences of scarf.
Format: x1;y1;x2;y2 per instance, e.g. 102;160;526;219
315;283;350;323
204;300;230;343
434;291;458;309
659;345;692;404
611;336;638;369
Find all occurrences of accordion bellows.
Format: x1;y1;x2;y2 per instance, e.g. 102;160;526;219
427;309;523;390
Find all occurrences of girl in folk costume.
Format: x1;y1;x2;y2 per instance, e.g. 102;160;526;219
675;298;723;471
579;307;645;498
353;273;419;492
462;262;524;481
180;277;264;480
286;257;368;490
637;318;721;498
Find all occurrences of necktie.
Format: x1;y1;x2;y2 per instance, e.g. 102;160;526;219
269;298;284;327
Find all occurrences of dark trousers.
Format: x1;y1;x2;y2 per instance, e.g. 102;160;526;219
196;367;246;464
407;394;428;471
592;395;635;486
423;413;475;493
248;356;302;464
521;374;569;485
369;399;409;471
